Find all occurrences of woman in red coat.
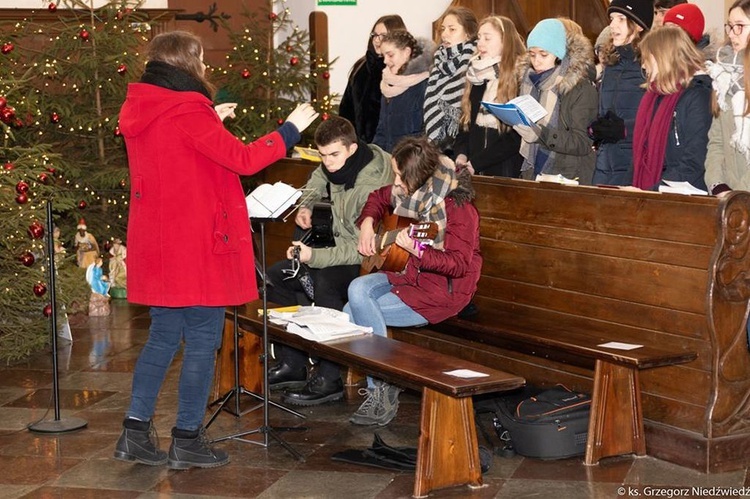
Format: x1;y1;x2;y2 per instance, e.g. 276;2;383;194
344;136;482;426
113;31;317;470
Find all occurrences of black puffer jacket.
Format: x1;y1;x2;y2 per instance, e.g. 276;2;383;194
339;49;385;143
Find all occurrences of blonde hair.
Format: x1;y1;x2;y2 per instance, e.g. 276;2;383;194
459;16;525;131
639;25;704;95
744;47;750;116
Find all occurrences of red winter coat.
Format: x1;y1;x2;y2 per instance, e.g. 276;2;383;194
119;83;287;307
358;184;482;323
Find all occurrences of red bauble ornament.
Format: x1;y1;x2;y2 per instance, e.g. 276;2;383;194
38;172;49;184
116;64;127;75
15;180;29;194
240;68;251;79
102;240;112;252
286;45;293;53
322;112;330;121
113;126;122;137
269;12;278;20
1;42;13;55
28;221;45;239
322;71;330;80
3;161;13;171
277;118;284;125
78;199;88;209
48;2;57;12
50;112;60;123
19;252;35;267
0;106;15;124
33;282;47;297
0;96;6;109
290;56;299;66
79;29;90;41
12;118;22;128
43;304;52;317
16;193;28;204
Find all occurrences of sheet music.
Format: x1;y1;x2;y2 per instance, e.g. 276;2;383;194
246;182;302;218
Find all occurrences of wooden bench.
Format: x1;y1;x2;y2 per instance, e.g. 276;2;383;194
246;159;750;473
218;300;525;498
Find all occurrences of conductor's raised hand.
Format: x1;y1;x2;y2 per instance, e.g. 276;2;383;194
285;103;319;134
295;206;312;230
214;102;237;122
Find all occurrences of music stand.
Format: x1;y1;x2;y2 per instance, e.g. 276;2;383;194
207;209;306;461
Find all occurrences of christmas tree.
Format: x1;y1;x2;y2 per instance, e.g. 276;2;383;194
0;0;149;362
216;0;335;145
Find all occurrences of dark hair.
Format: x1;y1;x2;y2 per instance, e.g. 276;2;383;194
147;31;215;96
391;136;441;195
601;17;644;66
367;14;407;53
654;0;687;9
439;6;479;41
730;0;750;17
380;30;422;75
314;115;357;147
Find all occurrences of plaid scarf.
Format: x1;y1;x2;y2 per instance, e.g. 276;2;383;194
391;156;457;250
519;64;563;174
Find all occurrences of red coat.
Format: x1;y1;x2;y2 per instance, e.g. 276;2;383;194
119;83;288;307
358;185;482;323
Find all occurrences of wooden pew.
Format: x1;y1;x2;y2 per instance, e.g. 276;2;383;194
392;177;750;473
224;301;525;498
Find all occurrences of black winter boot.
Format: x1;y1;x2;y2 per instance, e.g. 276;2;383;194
280;374;344;406
167;427;229;470
113;418;168;466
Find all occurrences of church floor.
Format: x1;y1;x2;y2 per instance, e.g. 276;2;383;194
1;300;749;499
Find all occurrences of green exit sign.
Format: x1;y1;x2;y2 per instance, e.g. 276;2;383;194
317;0;356;5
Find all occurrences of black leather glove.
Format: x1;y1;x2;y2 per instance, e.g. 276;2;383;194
588;110;626;144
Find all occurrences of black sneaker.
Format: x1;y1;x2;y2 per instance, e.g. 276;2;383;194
280;374;344;406
167;427;229;470
113;418;168;466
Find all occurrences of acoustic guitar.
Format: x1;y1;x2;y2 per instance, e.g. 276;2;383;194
360;213;438;275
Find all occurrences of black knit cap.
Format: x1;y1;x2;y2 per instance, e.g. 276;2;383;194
608;0;655;31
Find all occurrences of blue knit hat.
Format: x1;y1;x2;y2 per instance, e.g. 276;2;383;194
527;19;567;61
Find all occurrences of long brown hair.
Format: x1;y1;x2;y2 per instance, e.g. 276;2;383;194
435;6;479;44
601;18;644;66
349;15;407;79
639;25;704;94
147;31;215;97
380;30;422;75
459;16;525;131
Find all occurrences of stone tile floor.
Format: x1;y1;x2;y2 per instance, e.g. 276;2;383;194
1;300;749;498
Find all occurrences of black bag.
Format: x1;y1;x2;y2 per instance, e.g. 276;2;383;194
475;385;591;460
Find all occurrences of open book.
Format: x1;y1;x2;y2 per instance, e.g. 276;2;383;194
658;180;708;196
268;306;372;343
246;181;302;218
482;95;547;127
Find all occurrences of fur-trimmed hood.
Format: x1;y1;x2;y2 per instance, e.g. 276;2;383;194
448;165;475;205
402;38;437;76
516;31;595;96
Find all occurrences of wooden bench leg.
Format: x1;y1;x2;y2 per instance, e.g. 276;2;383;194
414;388;482;498
585;360;646;465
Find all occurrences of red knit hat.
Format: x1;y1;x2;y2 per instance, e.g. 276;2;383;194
663;3;705;44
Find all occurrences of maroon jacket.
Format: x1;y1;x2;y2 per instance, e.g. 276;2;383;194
359;184;482;323
119;83;288;307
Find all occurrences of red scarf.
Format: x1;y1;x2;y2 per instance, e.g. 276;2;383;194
632;86;684;189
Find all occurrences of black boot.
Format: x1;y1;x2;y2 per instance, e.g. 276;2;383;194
268;360;307;390
281;374;344;406
167;427;230;470
113;418;168;466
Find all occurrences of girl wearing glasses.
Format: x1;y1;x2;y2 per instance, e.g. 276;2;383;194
705;0;750;196
339;15;406;143
631;25;712;191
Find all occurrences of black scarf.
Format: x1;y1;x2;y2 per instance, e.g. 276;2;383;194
140;60;212;100
321;140;374;190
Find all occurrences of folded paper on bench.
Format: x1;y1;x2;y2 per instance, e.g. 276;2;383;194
268;306;372;342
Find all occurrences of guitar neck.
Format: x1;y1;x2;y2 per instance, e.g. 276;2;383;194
376;228;401;251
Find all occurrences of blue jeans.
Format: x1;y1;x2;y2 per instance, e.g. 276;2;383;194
126;306;224;431
344;273;428;388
